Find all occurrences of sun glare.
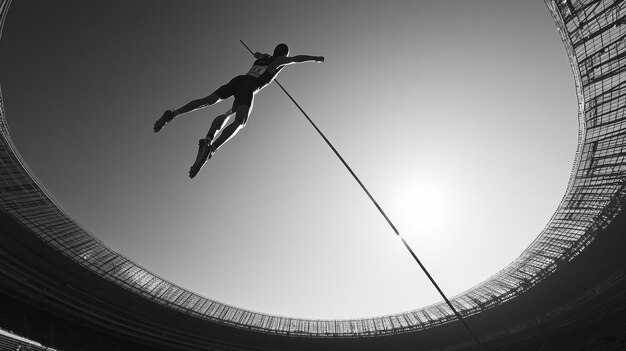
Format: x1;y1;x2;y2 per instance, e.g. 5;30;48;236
393;180;448;236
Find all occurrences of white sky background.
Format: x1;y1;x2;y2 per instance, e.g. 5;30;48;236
0;0;577;319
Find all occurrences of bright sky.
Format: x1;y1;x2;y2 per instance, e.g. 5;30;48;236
0;1;577;319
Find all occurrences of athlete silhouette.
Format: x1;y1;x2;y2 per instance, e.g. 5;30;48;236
154;43;324;178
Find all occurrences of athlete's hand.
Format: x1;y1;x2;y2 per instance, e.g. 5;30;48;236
317;56;325;63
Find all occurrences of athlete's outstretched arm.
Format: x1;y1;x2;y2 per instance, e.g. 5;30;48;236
268;55;324;74
282;55;325;65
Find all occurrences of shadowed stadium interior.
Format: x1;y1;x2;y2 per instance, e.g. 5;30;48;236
0;0;625;350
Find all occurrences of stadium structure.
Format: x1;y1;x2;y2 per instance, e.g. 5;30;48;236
1;0;625;350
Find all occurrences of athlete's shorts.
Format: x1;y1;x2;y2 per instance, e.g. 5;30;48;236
214;75;259;107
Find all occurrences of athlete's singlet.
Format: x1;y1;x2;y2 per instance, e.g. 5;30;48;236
245;55;284;91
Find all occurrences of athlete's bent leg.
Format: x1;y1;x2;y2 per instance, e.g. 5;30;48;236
206;108;234;142
211;104;251;152
188;105;247;178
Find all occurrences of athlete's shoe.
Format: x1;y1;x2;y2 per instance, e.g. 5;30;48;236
189;138;215;178
154;110;174;133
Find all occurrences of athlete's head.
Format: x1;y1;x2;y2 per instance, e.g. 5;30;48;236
273;43;289;57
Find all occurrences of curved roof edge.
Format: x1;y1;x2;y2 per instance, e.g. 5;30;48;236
0;0;624;337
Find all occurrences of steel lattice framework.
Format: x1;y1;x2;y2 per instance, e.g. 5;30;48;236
0;0;624;337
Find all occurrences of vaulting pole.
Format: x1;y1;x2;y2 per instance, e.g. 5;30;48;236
240;40;486;350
